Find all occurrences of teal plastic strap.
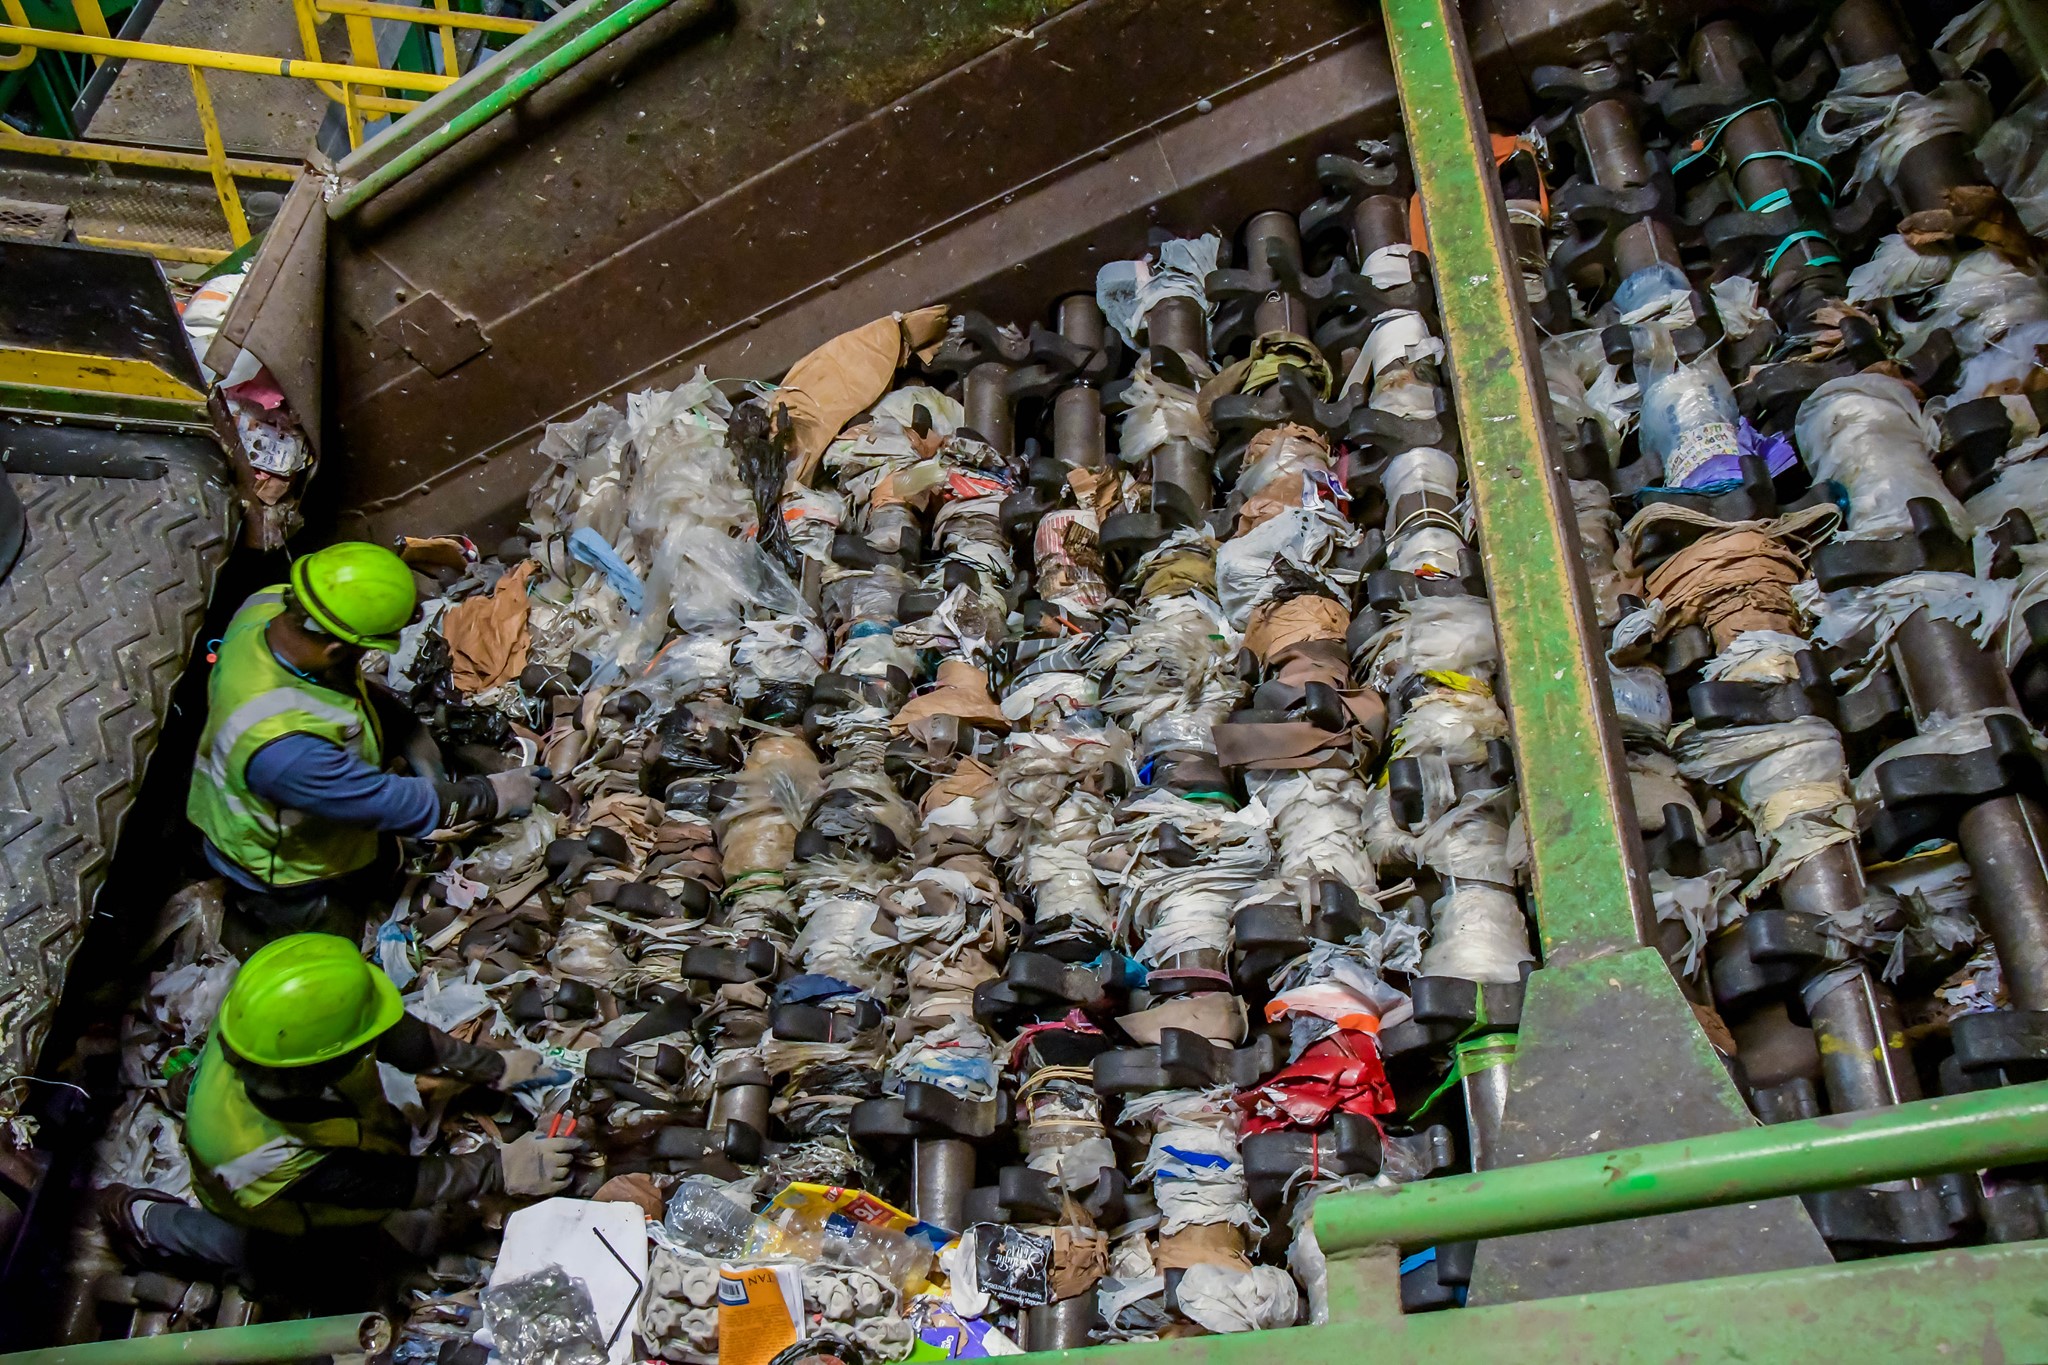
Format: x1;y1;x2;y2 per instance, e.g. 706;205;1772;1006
1735;148;1836;194
1673;98;1786;178
1764;229;1841;275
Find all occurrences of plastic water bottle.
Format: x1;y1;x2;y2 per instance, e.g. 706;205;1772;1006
1634;323;1741;488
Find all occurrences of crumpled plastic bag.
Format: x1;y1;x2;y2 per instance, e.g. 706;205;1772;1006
1795;374;1966;539
1978;87;2048;239
1174;1263;1300;1334
480;1266;609;1365
1096;235;1222;348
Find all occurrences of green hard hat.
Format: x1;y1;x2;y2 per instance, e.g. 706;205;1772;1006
217;933;404;1069
289;541;417;652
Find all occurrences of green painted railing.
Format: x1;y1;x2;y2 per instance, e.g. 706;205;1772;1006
1314;1080;2048;1253
0;1313;388;1365
328;0;722;218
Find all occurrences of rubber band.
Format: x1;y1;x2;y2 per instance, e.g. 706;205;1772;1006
1763;229;1841;276
1733;149;1836;198
1673;98;1786;178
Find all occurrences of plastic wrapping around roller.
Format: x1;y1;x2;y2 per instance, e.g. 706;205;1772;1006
1531;0;2048;1257
64;0;2048;1346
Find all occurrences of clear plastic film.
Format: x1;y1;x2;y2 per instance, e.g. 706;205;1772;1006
1413;789;1525;887
1247;768;1377;894
1118;359;1216;470
1571;479;1627;625
1708;276;1770;341
1174;1264;1301;1334
1235;426;1334;506
1652;867;1744;975
1797;54;1913;164
1675;716;1858;893
1795;374;1968;539
1133;1115;1255;1236
1700;630;1811;684
1905;249;2048;359
1954;319;2048;406
1421;884;1531;983
1868;82;1994;196
481;1266;610;1365
1018;1067;1115;1192
1391;685;1510;768
1608;660;1671;741
1383;447;1465;575
1017;840;1115;938
1613;262;1697;329
1978;87;2048;239
1846;234;1956;306
790;892;900;995
1544;328;1637;449
1095;234;1223;348
1970;458;2048;534
1104;592;1242;735
1134;879;1240;965
1798;570;2015;682
1363;595;1500;689
1214;503;1358;628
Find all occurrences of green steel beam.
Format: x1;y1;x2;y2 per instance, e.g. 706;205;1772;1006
1314;1079;2048;1253
327;0;723;219
1383;0;1644;961
1006;1084;2048;1360
1009;1241;2048;1365
1377;0;1830;1299
0;1313;390;1365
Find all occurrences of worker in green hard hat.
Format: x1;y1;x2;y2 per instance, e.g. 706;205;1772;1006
188;541;550;954
100;934;577;1287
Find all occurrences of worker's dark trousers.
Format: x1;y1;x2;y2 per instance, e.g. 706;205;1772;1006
130;1198;252;1272
221;863;385;958
131;1200;397;1306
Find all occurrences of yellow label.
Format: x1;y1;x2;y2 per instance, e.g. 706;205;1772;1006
716;1265;802;1365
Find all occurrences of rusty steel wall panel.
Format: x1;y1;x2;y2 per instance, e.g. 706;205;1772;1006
328;0;1650;540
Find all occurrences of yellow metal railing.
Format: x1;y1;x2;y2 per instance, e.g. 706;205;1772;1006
0;0;538;262
288;0;538;145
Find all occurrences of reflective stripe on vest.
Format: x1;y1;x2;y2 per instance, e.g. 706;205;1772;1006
187;589;385;887
183;1032;409;1234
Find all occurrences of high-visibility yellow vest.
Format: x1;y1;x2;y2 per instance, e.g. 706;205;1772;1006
183;1032;409;1233
186;589;384;887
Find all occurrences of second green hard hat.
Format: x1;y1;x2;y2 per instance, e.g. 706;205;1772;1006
216;932;404;1069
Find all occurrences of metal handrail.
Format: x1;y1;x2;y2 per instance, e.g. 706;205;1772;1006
0;0;495;261
288;0;539;144
327;0;717;218
1312;1079;2048;1254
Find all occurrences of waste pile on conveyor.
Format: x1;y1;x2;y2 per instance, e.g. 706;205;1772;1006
1539;0;2048;1248
53;0;2048;1348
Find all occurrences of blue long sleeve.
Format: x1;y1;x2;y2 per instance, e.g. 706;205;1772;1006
243;732;443;838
